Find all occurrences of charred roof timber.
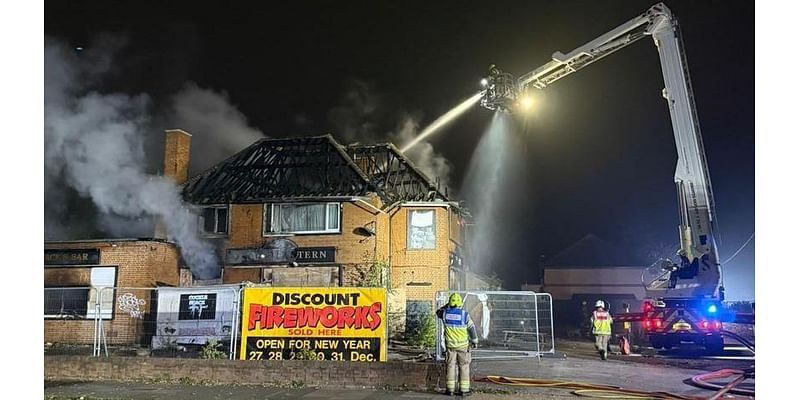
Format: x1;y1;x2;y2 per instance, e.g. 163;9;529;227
346;142;447;203
182;135;449;205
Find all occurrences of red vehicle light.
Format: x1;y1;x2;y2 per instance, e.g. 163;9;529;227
643;302;653;313
654;319;663;328
644;319;652;330
713;321;722;330
700;320;709;329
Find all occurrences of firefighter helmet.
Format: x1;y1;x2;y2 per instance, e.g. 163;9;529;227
595;300;605;308
448;293;463;307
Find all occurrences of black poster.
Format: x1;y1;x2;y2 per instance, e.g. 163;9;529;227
295;247;336;263
178;293;217;320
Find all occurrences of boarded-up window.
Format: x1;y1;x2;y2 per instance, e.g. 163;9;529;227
408;209;436;249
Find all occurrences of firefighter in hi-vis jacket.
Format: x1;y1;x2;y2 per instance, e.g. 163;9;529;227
591;300;613;360
436;293;479;396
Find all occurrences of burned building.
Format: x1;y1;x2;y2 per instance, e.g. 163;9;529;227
43;130;470;344
44;239;181;345
179;133;469;320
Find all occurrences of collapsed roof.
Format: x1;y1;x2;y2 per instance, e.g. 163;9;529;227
182;135;449;205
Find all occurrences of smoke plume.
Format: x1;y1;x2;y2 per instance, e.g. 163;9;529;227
45;36;220;278
391;117;452;189
168;83;266;175
328;80;452;189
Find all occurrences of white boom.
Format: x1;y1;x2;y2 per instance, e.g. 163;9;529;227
481;3;722;300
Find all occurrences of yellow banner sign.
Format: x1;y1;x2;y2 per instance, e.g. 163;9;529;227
240;287;387;362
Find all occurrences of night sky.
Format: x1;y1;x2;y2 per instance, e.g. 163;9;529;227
45;1;754;300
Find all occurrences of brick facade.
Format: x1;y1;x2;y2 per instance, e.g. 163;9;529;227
45;355;442;390
44;240;181;345
218;200;465;308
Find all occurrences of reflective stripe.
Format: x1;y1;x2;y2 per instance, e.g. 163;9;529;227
592;311;612;335
444;308;472;348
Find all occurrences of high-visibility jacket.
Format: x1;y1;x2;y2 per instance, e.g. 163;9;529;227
440;306;478;349
591;310;613;335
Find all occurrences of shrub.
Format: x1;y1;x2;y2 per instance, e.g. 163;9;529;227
200;339;227;359
408;310;436;349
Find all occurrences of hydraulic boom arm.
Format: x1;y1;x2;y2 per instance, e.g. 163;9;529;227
481;3;722;300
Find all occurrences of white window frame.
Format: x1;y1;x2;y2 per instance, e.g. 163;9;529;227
44;266;117;320
200;205;230;237
263;202;341;235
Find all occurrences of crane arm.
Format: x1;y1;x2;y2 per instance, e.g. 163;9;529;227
480;3;722;299
518;8;656;90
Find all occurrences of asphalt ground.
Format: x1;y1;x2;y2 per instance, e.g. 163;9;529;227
44;340;755;400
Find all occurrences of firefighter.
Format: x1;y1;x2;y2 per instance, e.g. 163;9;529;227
436;293;479;396
488;63;501;77
591;300;613;360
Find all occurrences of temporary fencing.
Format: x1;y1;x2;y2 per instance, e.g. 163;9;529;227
434;291;555;360
44;285;242;359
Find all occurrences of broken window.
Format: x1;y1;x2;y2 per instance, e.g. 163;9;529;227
201;206;229;236
408;209;436;249
264;202;340;235
44;288;89;318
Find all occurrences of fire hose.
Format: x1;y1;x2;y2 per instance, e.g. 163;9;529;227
689;368;755;397
477;368;754;399
720;330;755;353
476;376;703;399
473;332;755;398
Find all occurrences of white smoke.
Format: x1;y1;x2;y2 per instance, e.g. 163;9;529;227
45;36;220;278
391;117;452;189
328;80;452;189
169;83;266;175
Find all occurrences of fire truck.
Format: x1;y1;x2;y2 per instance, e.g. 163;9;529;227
479;3;747;353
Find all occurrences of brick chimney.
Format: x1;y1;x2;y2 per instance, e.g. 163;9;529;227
155;129;192;238
163;129;192;184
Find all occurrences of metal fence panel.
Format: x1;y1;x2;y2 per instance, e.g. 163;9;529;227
42;286;243;359
95;286;242;359
148;286;242;359
435;291;555;360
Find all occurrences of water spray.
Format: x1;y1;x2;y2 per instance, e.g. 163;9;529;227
400;92;482;153
462;111;518;273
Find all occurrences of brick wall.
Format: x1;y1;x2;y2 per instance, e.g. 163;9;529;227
163;129;191;184
220;201;462;298
388;206;451;303
44;240;181;345
156;129;192;238
44;356;442;390
223;267;261;284
222;200;385;285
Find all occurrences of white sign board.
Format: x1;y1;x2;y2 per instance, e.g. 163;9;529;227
152;287;238;349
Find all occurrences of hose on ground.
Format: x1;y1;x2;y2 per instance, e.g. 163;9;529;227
476;376;703;400
688;368;755;397
720;330;755;352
